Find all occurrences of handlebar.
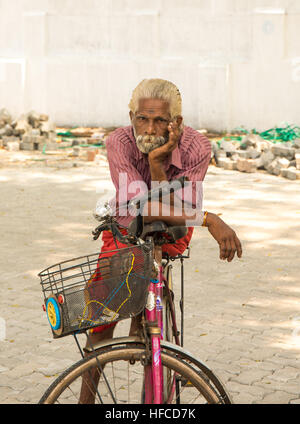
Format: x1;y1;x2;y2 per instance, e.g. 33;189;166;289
92;176;189;245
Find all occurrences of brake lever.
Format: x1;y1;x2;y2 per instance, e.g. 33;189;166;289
92;223;107;241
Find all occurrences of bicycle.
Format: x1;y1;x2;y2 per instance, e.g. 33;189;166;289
38;178;232;404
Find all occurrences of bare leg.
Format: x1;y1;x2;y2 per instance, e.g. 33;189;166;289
79;314;143;404
79;325;115;404
129;313;143;336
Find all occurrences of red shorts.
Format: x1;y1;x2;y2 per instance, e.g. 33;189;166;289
89;226;194;334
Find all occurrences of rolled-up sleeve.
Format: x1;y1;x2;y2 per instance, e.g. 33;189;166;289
174;134;211;213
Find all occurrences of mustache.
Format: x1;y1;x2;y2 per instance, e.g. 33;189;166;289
135;134;168;154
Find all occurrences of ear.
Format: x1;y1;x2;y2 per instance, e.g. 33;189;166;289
129;111;134;122
176;116;183;127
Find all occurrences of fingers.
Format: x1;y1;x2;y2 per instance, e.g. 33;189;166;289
219;239;227;260
168;120;180;146
235;234;243;258
219;233;243;262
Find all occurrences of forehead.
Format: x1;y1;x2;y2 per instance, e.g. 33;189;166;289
136;98;171;117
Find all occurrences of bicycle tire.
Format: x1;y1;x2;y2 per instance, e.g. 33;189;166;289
163;263;175;344
38;339;232;404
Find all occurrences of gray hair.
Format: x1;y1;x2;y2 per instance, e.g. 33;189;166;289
129;78;182;119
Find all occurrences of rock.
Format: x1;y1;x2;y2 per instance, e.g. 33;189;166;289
271;144;295;159
257;139;273;152
217;158;227;168
27;128;41;136
295;153;300;170
231;153;239;161
27;110;41;128
21;134;46;150
39;114;49;122
215;150;227;165
40;120;56;134
266;159;279;175
14;116;30;135
241;133;264;148
255;150;275;169
6;141;20;151
266;157;289;175
223;160;237;171
282;167;300;180
237;150;251;159
48;132;57;143
237;158;257;173
277;157;290;169
1;136;20;147
72;146;81;156
293;139;300;149
41;142;59;151
247;147;261;159
220;140;236;153
20;141;34;151
0;108;12;125
0;124;13;137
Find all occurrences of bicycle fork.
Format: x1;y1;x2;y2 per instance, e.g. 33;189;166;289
144;246;164;404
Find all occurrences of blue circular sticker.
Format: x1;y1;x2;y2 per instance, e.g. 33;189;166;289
46;297;61;330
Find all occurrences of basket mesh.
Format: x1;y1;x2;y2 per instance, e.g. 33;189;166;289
39;243;153;338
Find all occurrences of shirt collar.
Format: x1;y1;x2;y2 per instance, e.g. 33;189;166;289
168;145;183;170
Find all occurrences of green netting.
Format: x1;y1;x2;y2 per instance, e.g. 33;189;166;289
216;124;300;148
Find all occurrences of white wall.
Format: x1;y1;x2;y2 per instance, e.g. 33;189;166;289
0;0;300;131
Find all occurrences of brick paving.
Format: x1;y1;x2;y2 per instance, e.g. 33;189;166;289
0;162;299;404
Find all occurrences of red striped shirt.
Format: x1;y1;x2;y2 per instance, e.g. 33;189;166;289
105;125;211;227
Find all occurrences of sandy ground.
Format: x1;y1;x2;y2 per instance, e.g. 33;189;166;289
0;152;300;404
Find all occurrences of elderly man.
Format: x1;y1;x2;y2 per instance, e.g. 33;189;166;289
79;78;242;403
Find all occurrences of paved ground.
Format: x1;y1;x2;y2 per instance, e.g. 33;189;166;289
0;157;300;404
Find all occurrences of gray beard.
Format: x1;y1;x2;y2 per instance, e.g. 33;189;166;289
133;128;168;154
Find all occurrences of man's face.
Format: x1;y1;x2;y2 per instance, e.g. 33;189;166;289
130;98;172;154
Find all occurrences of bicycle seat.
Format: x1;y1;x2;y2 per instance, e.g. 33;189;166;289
128;217;187;243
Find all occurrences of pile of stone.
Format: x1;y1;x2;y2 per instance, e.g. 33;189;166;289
211;133;300;180
0;108;57;152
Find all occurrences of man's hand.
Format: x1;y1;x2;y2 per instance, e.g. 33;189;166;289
148;120;181;164
206;212;242;262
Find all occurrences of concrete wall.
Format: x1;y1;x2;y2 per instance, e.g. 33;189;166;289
0;0;300;131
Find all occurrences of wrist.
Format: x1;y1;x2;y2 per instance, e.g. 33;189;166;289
204;212;218;227
148;155;164;166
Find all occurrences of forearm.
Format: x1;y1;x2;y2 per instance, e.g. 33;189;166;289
143;200;188;226
149;158;167;182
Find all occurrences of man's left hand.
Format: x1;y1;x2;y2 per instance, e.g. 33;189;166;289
206;213;242;262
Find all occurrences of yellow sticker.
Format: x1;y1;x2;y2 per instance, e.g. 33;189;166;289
47;302;57;327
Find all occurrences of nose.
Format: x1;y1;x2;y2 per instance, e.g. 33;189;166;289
145;119;156;135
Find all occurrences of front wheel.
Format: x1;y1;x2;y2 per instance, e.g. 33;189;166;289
39;340;232;404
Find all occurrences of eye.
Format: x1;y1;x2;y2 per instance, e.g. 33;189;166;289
157;118;168;124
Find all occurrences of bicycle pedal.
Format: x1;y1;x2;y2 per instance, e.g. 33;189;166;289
176;376;192;387
180;378;193;387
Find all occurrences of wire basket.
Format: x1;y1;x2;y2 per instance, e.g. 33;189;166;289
39;242;153;338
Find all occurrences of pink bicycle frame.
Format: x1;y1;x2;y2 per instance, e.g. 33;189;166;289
144;247;164;404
